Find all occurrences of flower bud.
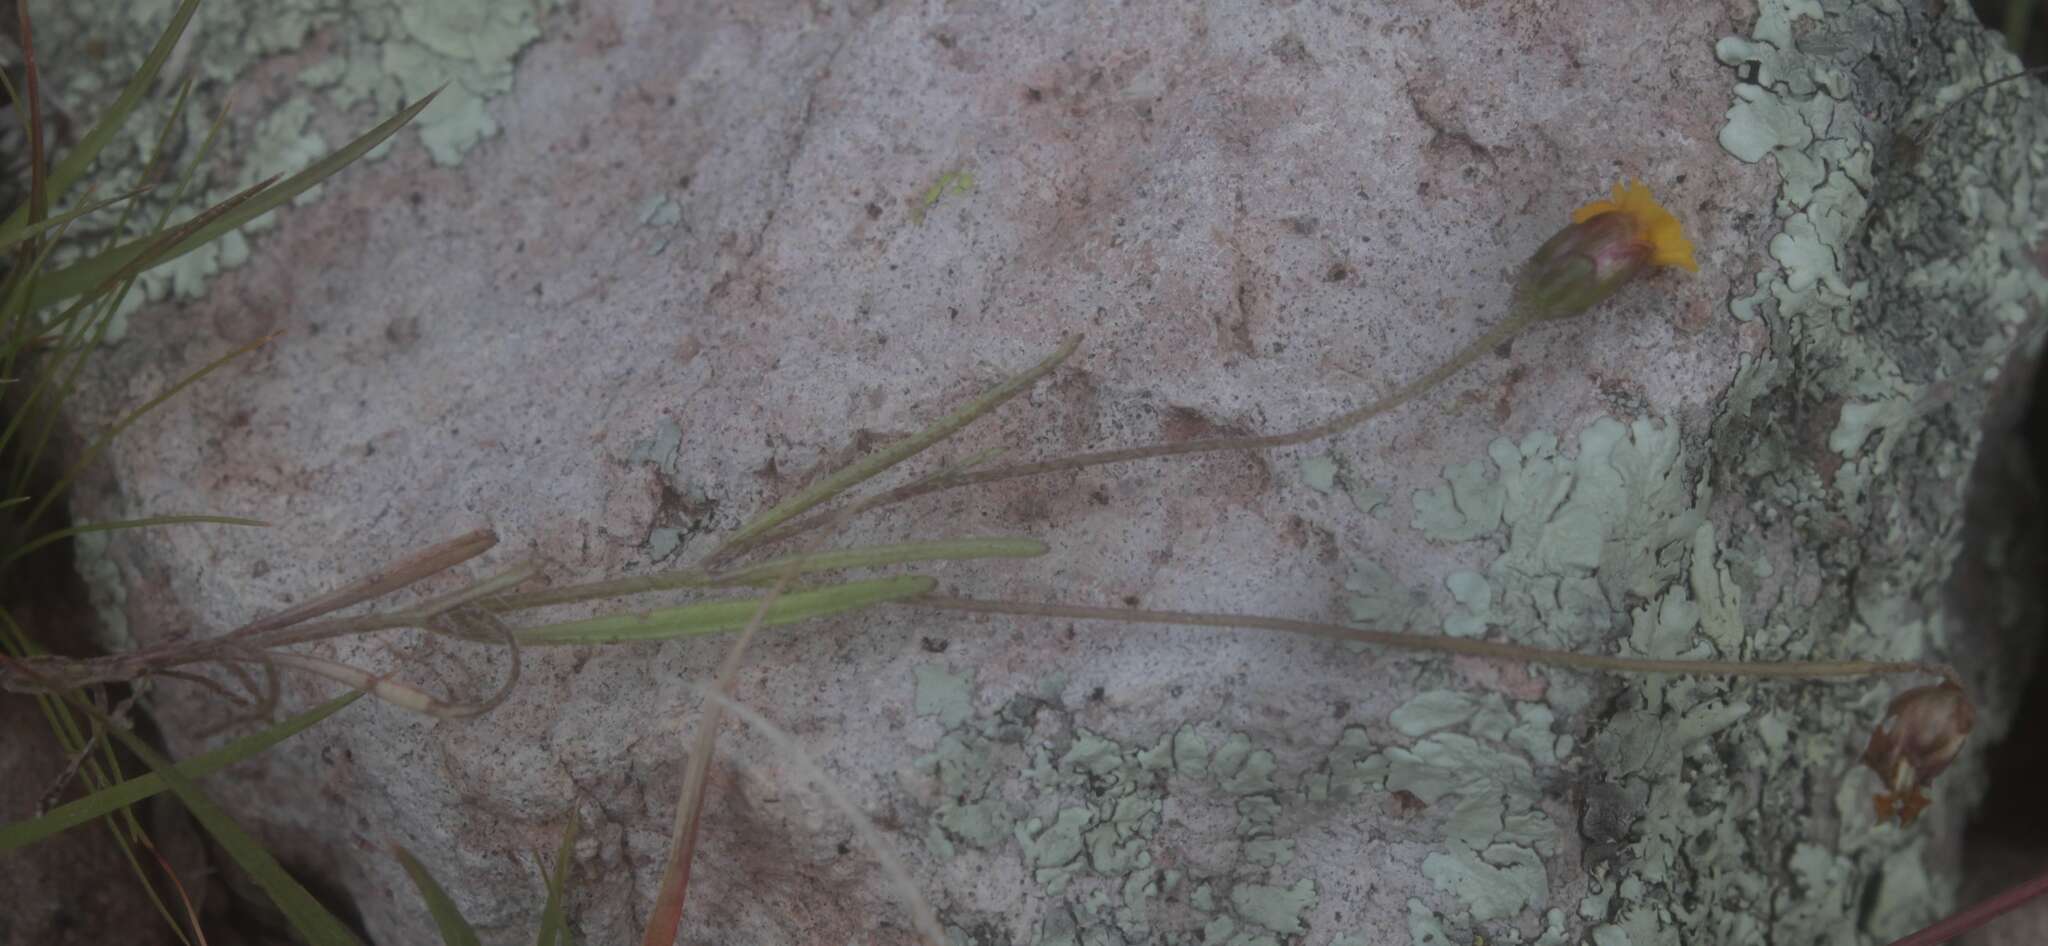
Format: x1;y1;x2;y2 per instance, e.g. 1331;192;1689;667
1859;680;1974;826
1515;180;1698;322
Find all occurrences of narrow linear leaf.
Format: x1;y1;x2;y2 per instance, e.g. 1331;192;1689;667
517;576;936;645
23;332;274;535
89;173;280;298
715;335;1079;553
12;666;366;946
709;536;1047;586
31;88;443;307
0;692;363;852
0;186;151;255
0;0;201;228
393;846;483;946
533;816;580;946
3;514;267;569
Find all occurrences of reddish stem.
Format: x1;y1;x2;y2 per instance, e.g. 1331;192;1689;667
1885;864;2048;946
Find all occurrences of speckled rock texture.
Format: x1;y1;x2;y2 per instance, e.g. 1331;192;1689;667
51;0;2048;944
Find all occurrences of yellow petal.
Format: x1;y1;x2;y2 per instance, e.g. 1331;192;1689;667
1571;179;1698;273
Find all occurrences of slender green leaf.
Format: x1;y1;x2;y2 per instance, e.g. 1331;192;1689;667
1;691;361;851
4;77;223;505
20;332;273;538
3;514;267;569
31;89;443;308
0;0;202;232
89;174;279;300
714;336;1079;553
534;816;580;946
0;187;151;255
393;846;483;946
8;662;366;946
710;536;1046;586
517;576;937;645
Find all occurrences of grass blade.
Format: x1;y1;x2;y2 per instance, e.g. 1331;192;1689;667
533;816;579;946
17;1;46;230
19;331;273;538
706;536;1046;585
3;655;366;946
1;514;267;569
393;846;483;946
30;89;444;308
515;577;935;645
0;186;150;255
711;335;1079;557
0;0;201;231
0;691;363;852
640;576;794;946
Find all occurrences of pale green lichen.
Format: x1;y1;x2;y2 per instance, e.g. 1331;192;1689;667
1442;569;1493;638
1299;454;1340;493
908;2;2029;942
43;0;553;334
1227;879;1316;935
1343;559;1428;632
638;192;684;255
1299;451;1389;514
914;666;976;727
910;685;1327;944
1389;690;1479;738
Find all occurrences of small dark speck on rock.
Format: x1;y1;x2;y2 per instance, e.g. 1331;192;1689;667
1122;594;1140;606
1270;33;1311;64
921;637;950;653
1088;686;1106;703
865;202;882;219
1024;87;1043;103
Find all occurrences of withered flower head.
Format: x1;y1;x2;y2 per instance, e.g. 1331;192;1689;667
1860;680;1974;827
1514;179;1698;322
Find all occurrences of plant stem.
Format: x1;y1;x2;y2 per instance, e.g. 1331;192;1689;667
742;313;1533;558
707;334;1080;559
1885;863;2048;946
907;594;1949;681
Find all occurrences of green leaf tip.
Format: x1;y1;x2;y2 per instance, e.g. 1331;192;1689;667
0;691;364;853
395;844;483;946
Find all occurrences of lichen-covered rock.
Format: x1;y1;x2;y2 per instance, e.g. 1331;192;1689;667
59;0;2043;944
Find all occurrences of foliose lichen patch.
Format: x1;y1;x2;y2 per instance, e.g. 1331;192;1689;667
1334;1;2046;942
38;0;553;336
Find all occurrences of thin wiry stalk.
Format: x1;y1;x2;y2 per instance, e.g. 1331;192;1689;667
699;689;947;946
734;314;1533;561
906;594;1951;682
705;334;1081;564
640;572;794;946
140;832;208;946
230;529;498;642
1883;865;2048;946
238;609;519;720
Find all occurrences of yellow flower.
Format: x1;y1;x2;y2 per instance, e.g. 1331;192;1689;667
1515;178;1699;321
1570;179;1698;273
